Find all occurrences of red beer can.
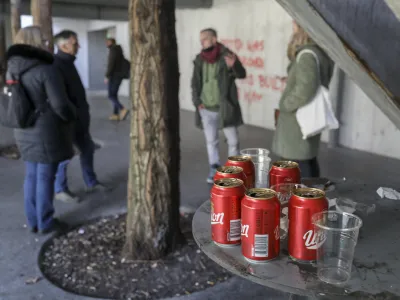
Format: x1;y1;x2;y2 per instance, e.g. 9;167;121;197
211;178;246;247
214;166;247;185
241;188;281;263
225;155;255;189
288;188;328;262
269;161;301;187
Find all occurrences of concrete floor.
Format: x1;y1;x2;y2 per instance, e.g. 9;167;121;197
1;93;400;300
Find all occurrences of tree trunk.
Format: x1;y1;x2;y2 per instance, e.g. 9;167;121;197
31;0;53;53
123;0;183;260
0;3;6;86
10;0;21;43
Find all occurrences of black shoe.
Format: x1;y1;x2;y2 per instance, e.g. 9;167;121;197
30;227;38;233
39;219;69;235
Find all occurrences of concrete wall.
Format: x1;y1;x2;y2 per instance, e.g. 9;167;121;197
6;0;400;159
339;76;400;157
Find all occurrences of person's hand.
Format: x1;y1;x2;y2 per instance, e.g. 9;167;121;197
104;78;109;84
198;104;205;110
224;53;236;68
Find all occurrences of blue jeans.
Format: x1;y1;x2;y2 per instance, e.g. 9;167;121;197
107;77;124;114
24;162;58;231
55;131;98;193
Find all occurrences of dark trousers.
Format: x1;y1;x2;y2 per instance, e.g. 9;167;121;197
107;77;124;114
283;157;320;178
55;130;98;193
24;162;58;231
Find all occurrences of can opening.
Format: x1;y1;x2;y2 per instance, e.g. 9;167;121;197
246;188;276;199
293;188;325;198
228;155;251;162
273;161;299;169
218;166;243;174
215;178;244;188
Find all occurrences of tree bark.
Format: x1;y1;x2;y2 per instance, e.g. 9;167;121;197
123;0;183;260
10;0;21;43
0;3;6;86
31;0;54;53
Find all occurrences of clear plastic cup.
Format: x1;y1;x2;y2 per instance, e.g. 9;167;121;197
240;148;270;164
312;211;363;285
240;148;271;189
270;183;307;239
253;162;270;188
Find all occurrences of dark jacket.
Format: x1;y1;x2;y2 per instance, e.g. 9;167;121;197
6;44;76;164
106;44;125;79
54;51;90;132
191;44;246;129
272;43;334;160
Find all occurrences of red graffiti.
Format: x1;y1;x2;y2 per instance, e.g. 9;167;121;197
239;56;264;69
235;39;243;52
244;91;263;103
220;38;265;53
258;75;286;92
247;40;264;52
240;74;254;86
220;38;243;52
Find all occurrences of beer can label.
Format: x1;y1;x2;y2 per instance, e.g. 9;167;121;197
241;207;280;260
211;196;241;245
252;233;269;257
228;219;241;241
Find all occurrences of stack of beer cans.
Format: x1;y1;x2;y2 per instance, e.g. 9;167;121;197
211;156;328;263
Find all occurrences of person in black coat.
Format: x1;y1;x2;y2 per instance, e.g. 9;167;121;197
6;26;76;234
104;38;129;121
53;30;107;203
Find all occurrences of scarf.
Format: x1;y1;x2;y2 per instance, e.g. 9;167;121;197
200;43;222;64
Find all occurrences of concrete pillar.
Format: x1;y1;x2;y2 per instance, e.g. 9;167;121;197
0;4;17;150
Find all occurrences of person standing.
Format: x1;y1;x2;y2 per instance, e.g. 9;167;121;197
104;38;128;121
272;21;334;177
7;26;76;233
191;28;246;183
53;30;107;203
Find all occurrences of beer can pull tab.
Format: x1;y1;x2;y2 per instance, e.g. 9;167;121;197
250;191;265;198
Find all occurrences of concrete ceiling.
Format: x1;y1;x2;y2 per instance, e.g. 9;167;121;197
3;0;213;21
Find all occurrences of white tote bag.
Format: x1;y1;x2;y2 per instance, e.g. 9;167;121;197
295;50;339;139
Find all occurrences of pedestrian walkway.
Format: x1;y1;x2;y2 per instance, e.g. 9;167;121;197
1;93;399;300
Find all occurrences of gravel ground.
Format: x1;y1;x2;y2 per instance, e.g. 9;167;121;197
40;214;232;300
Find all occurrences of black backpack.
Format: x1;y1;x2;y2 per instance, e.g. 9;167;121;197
0;64;42;129
121;57;130;79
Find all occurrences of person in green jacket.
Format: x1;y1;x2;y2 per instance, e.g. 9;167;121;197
272;21;334;177
191;28;246;183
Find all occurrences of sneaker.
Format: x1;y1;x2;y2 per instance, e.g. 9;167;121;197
39;218;69;235
119;108;129;121
206;164;220;184
86;183;112;193
55;191;80;203
109;114;120;121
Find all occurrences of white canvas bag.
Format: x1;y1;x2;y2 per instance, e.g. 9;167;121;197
295;49;339;139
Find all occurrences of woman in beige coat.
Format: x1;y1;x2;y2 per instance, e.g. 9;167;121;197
272;22;334;177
